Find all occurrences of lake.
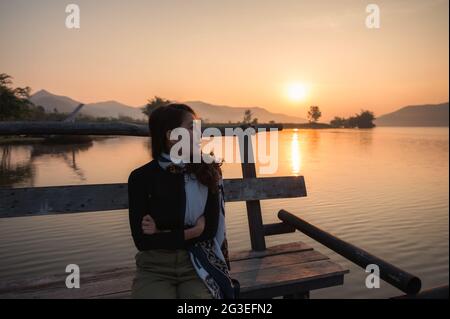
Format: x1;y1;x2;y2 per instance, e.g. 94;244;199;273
0;127;448;298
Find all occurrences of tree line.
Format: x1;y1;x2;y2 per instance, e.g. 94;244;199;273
0;73;145;123
229;105;376;129
329;111;376;128
0;73;37;121
306;105;376;128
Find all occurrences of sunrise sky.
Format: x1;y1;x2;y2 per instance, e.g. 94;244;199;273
0;0;448;120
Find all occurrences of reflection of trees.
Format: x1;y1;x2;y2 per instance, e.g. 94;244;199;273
30;141;93;181
357;129;374;148
0;139;94;187
0;145;35;186
329;128;374;148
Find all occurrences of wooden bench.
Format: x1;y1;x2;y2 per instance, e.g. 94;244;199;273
0;133;349;299
0;242;348;299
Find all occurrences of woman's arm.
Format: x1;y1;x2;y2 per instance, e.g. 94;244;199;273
142;214;205;240
128;170;185;250
185;190;220;245
183;216;205;240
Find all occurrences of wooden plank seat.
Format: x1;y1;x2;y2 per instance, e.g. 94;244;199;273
0;242;348;299
231;243;348;298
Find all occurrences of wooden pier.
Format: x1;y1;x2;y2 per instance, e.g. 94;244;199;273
0;121;446;299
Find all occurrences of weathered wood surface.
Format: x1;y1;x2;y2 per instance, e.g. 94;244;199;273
230;250;329;273
240;134;266;251
0;121;282;137
229;242;312;261
238;260;347;299
0;242;348;299
263;222;296;236
0;176;306;218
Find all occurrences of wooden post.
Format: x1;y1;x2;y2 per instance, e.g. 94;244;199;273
239;134;266;251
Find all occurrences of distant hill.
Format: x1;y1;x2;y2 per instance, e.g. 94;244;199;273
30;90;306;123
375;102;449;127
79;100;145;120
185;101;306;124
31;90;81;114
30;90;146;120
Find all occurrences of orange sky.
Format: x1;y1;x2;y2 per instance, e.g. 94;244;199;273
0;0;448;121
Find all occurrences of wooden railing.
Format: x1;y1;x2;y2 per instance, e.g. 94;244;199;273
0;121;287;251
0;121;282;137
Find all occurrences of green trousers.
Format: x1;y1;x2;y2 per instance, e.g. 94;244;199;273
131;249;212;299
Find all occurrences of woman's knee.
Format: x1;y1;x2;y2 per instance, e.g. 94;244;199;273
131;273;177;299
177;279;212;299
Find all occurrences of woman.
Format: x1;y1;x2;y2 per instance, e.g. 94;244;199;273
128;103;237;299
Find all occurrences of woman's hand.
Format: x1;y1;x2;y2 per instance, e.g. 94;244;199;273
184;215;205;240
142;214;159;235
194;215;206;235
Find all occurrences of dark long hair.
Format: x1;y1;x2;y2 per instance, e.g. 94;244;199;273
149;103;222;192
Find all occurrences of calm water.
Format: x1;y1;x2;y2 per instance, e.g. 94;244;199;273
0;127;448;298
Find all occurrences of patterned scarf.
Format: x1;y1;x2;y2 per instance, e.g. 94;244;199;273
158;153;238;299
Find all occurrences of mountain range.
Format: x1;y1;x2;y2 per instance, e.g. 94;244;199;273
375;102;449;127
30;90;146;120
30;90;307;123
30;90;449;126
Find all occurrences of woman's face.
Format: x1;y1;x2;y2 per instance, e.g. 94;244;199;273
166;112;201;159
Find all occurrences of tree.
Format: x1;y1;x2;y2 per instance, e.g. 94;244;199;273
307;105;322;123
356;110;376;128
243;109;253;124
344;116;358;128
142;96;171;117
331;110;376;129
330;116;345;128
0;73;34;120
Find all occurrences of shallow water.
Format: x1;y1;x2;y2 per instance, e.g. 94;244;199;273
0;127;448;298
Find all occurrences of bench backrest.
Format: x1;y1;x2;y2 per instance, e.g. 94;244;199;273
0;176;306;218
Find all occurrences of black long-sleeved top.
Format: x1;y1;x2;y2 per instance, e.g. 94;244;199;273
128;160;220;251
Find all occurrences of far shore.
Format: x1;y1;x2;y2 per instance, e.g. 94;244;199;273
202;122;333;129
278;122;332;129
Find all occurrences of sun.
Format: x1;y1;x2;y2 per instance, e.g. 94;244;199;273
286;83;308;102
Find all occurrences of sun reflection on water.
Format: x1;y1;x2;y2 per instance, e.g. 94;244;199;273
291;129;302;175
